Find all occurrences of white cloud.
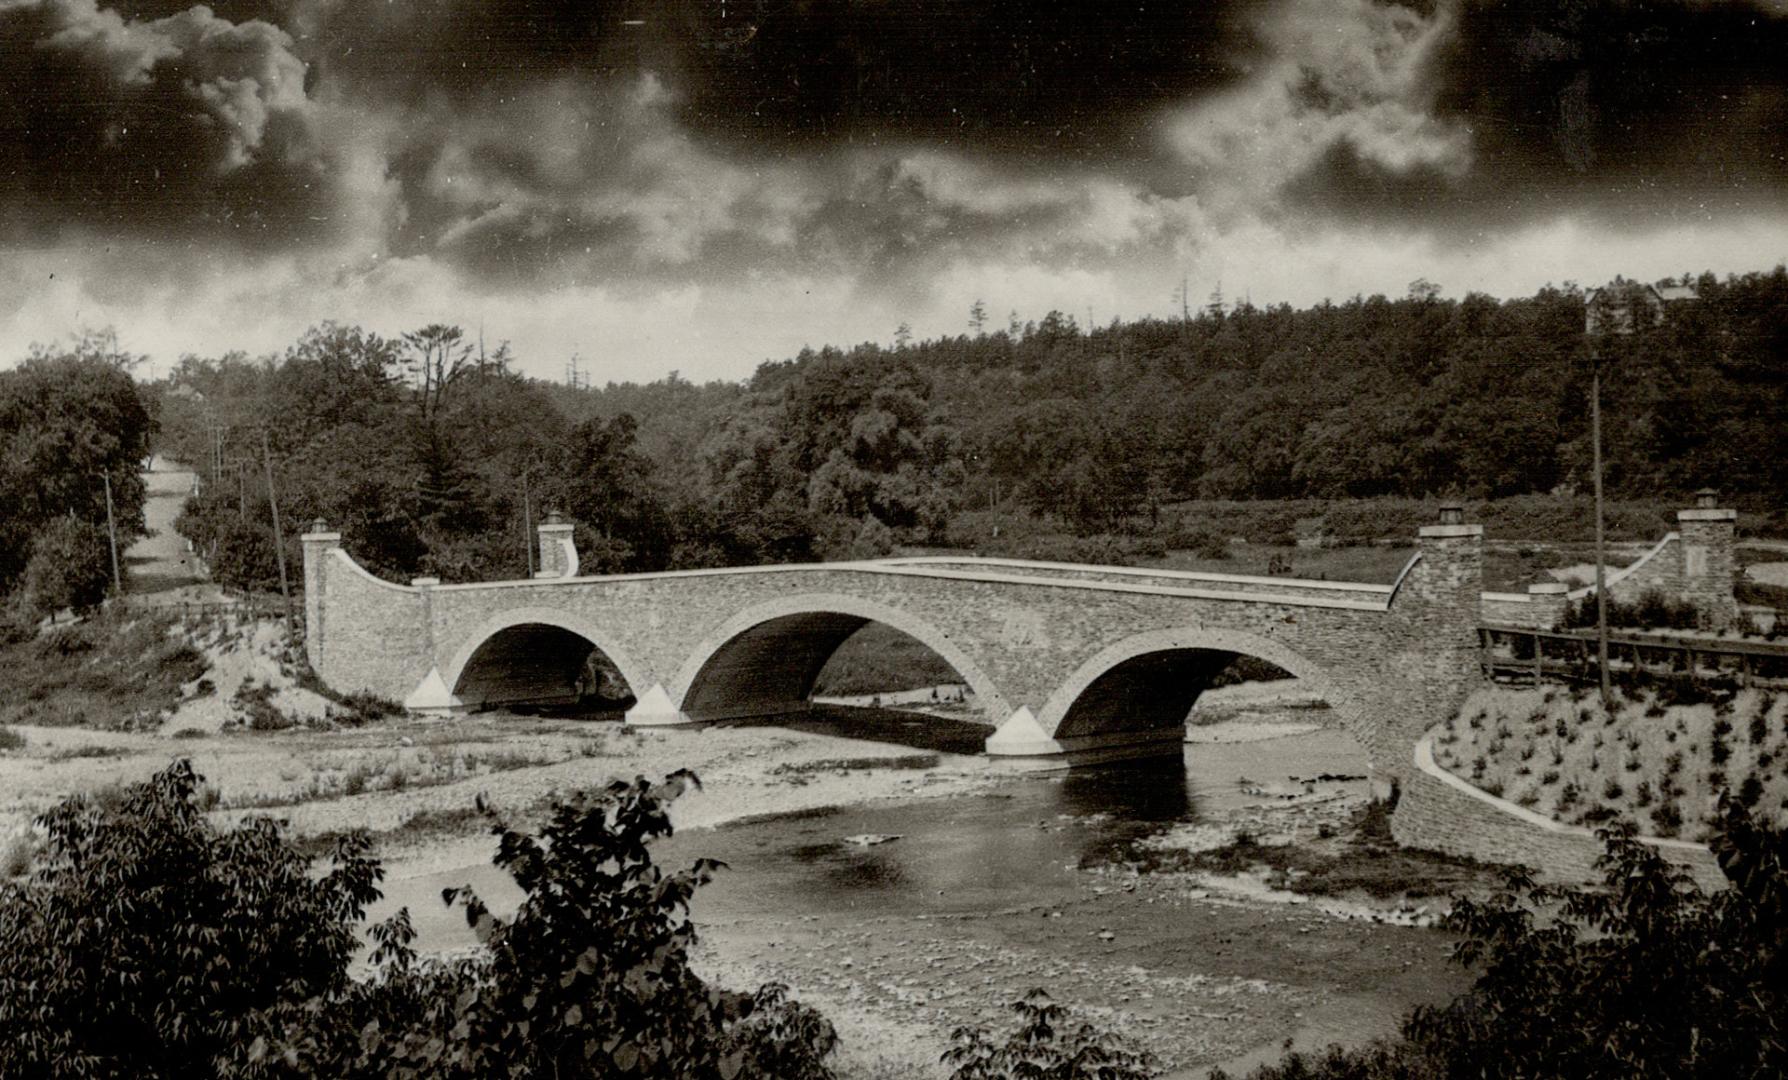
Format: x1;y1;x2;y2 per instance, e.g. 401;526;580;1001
1163;0;1468;216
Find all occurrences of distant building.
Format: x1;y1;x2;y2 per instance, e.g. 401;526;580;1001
1585;279;1699;336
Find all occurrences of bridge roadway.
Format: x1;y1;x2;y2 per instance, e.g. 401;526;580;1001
302;516;1490;792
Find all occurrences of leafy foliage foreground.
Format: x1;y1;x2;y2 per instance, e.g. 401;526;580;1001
0;762;836;1079
1218;805;1788;1080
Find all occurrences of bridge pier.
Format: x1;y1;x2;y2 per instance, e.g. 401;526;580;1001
623;684;691;726
985;706;1185;766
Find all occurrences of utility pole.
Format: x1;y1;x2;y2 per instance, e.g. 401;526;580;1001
522;468;535;576
1590;345;1613;715
101;471;122;597
261;429;297;643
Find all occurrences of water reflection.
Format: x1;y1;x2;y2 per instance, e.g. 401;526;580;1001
1057;759;1192;823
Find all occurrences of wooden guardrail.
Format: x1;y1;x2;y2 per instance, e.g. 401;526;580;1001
1480;624;1788;688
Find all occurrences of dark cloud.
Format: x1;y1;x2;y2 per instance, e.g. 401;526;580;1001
9;0;1788;294
666;0;1259;158
120;1;1260;158
1285;0;1788;229
0;0;338;245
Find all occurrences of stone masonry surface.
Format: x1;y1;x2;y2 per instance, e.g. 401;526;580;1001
301;523;1487;783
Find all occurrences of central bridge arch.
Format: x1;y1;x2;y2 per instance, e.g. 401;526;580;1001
665;593;1011;725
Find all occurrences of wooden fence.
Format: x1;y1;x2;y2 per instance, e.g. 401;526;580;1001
1480;624;1788;688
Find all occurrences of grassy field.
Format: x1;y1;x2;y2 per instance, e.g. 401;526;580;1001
0;611;208;730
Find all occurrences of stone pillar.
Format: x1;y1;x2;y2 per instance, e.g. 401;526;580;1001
410;577;441;660
400;576;460;716
1381;504;1484;799
299;519;340;672
1678;489;1738;630
1526;581;1569;630
536;512;578;579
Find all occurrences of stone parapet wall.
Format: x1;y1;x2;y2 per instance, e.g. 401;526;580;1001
305;544;432;702
880;557;1397;603
1567;534;1682;609
1391;731;1726;892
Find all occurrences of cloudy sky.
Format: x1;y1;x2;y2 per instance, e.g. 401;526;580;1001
2;0;1786;384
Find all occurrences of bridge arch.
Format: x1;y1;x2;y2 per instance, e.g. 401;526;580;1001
440;606;652;711
668;593;1010;723
1036;627;1369;756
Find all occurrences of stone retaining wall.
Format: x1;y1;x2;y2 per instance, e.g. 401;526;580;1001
1391;729;1727;892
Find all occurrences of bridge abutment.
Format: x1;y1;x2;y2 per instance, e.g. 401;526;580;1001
1376;506;1485;799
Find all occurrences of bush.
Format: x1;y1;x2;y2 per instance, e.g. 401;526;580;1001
0;760;381;1077
0;764;839;1079
1563;589;1701;632
943;988;1154;1080
234;680;297;731
1167;525;1231;560
254;771;836;1079
0;726;22;753
1223;804;1788;1078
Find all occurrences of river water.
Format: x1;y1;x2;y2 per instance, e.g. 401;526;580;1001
376;719;1467;1076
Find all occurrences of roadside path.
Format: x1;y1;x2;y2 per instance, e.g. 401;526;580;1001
126;461;229;603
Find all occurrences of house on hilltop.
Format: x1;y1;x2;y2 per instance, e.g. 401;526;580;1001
1585;279;1699;336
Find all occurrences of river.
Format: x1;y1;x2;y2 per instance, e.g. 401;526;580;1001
374;716;1469;1076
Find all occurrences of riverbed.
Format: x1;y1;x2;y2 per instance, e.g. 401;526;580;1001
372;719;1471;1078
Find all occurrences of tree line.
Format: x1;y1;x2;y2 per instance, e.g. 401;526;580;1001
150;267;1788;590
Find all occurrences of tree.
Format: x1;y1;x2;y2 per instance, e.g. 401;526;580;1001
550;413;673;573
402;324;472;425
969;300;988;335
19;517;113;618
0;760;383;1078
0;348;154;596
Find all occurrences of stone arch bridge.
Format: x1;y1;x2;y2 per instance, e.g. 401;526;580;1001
301;513;1492;789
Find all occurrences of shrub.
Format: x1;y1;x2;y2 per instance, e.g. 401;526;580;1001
18;517;113;618
1166;525;1230;560
234;680;296;731
1651;800;1683;837
943;989;1154;1080
0;726;22;753
0;760;381;1077
0;764;839;1079
1563;589;1701;632
1224;805;1788;1078
336;691;401;725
